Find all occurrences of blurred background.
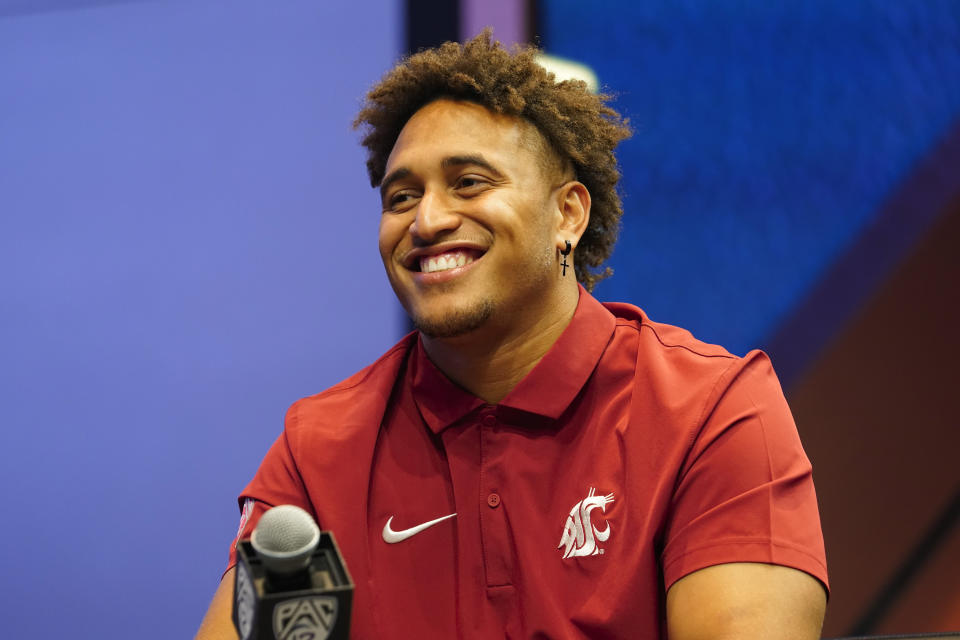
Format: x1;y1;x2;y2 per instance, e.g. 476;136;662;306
1;0;957;637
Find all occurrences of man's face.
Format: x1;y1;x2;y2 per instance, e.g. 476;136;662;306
378;99;563;339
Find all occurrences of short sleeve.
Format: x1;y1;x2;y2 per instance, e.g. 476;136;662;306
225;497;271;573
660;351;829;593
224;408;316;572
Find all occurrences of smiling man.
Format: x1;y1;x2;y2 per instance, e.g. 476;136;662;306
377;98;590;404
197;33;828;639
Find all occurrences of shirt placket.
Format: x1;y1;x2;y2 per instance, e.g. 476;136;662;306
478;407;512;588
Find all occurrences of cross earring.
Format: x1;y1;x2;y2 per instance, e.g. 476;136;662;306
560;240;572;277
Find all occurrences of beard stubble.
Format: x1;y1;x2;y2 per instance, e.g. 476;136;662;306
411;297;496;338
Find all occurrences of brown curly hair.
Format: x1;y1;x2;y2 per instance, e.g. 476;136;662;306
353;30;632;290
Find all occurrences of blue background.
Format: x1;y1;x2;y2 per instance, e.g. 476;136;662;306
0;1;401;636
542;2;960;358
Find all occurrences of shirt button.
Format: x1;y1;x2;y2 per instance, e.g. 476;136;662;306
482;414;497;427
486;492;501;508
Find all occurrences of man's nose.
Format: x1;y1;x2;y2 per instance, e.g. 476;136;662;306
410;189;460;242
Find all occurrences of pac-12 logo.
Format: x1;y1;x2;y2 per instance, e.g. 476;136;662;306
558;487;614;559
273;595;338;640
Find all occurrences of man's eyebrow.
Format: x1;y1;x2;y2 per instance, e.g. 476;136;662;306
441;154;501;175
379;167;410;201
380;155;504;200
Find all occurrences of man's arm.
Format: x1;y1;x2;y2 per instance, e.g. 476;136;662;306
195;567;239;640
666;562;826;640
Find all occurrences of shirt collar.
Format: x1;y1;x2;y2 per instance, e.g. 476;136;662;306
411;285;616;434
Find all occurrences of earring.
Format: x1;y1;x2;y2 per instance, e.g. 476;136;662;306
560;240;572;277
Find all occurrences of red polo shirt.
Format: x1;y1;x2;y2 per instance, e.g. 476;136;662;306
228;289;828;639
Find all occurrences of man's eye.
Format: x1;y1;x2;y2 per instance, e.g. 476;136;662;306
455;176;488;191
386;192;417;210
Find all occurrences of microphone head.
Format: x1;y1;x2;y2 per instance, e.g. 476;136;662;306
250;505;320;574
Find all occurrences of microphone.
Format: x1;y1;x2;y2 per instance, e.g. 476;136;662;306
232;505;353;640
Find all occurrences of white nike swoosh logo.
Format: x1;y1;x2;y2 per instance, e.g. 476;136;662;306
382;513;457;543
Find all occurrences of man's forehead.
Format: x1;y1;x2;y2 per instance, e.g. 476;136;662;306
384;98;563;178
400;100;528;146
417;98;521;124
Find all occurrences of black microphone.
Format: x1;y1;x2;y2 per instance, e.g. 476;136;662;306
232;505;353;640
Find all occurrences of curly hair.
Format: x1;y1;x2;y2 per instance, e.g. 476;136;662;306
353;30;632;290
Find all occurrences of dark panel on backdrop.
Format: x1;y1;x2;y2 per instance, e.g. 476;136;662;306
406;0;458;53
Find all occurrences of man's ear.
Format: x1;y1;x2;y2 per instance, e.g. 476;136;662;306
555;181;591;247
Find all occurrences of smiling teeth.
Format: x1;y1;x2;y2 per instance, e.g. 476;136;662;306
421;252;475;273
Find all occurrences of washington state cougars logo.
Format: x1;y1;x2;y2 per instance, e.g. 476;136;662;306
557;487;614;559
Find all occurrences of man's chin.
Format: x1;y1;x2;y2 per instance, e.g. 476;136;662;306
411;300;495;339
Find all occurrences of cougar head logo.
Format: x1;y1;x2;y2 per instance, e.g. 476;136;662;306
558;487;614;559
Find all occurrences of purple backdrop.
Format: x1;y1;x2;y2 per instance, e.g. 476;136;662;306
0;1;401;636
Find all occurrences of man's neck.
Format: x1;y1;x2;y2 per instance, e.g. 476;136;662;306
420;285;580;404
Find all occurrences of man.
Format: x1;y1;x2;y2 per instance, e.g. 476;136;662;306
198;32;827;639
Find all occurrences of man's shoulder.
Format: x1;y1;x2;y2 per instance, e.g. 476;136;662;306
285;332;416;430
599;298;777;403
603;300;737;361
314;331;416;398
